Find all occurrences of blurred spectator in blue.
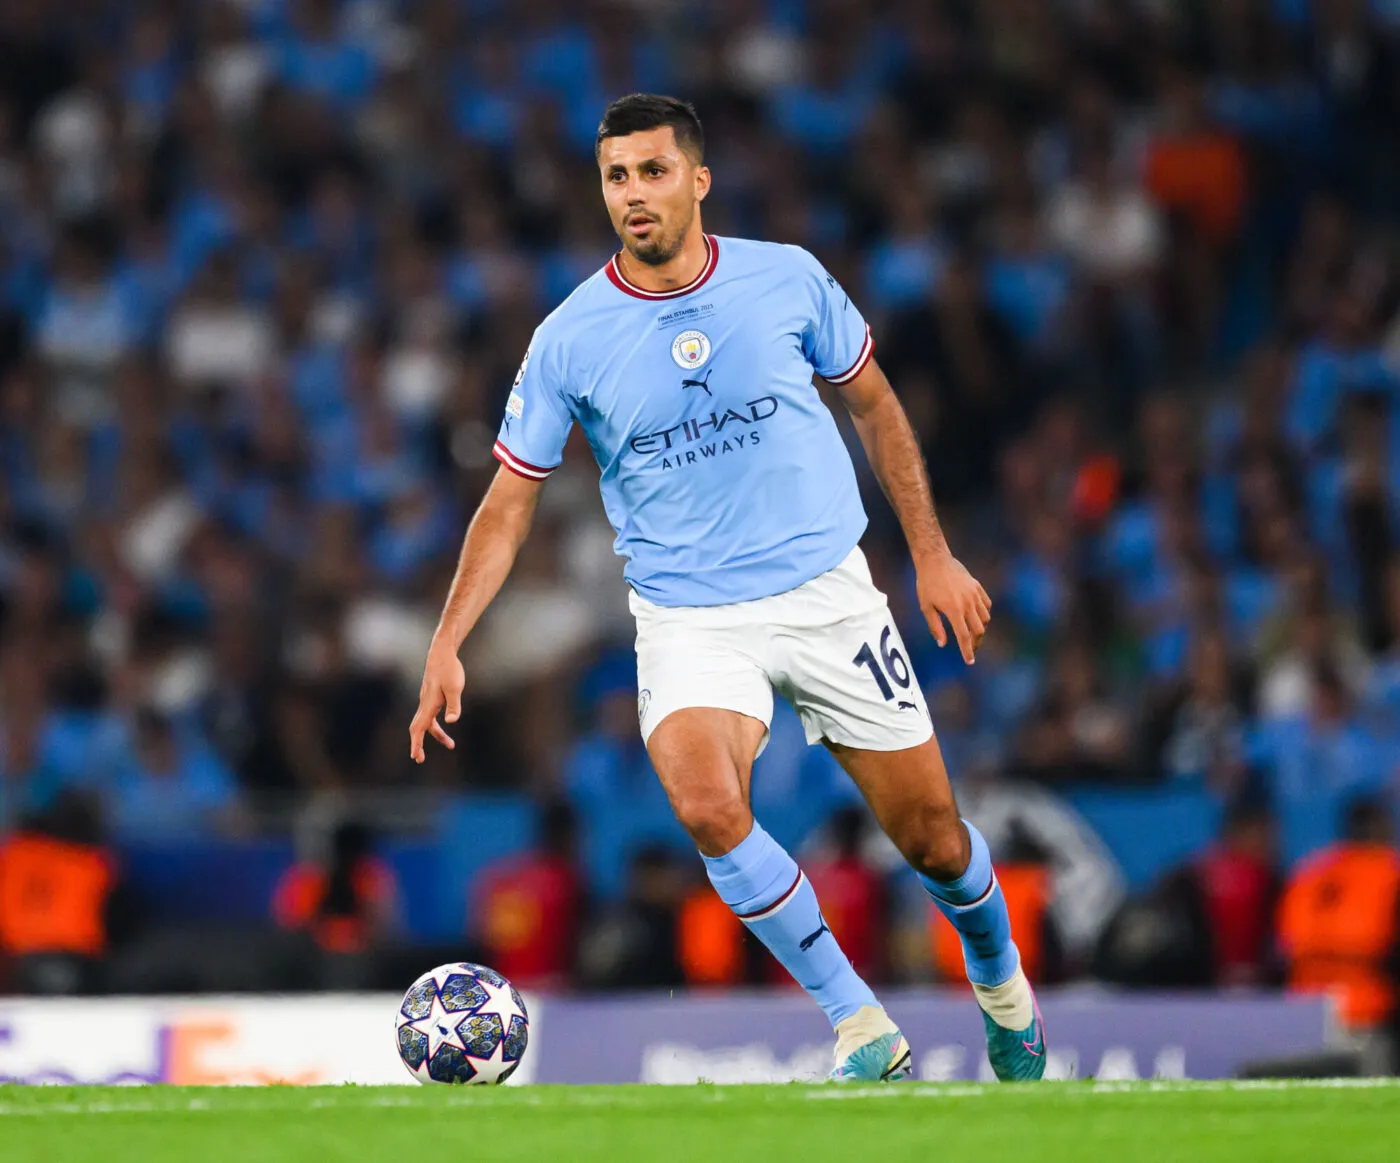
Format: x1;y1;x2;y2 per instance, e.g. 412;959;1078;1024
107;707;242;843
274;0;376;112
367;479;456;587
769;33;877;157
968;617;1043;746
864;185;947;312
1002;505;1074;639
26;660;127;814
1287;289;1395;457
984;198;1075;367
1248;661;1392;863
452;30;522;150
124;6;180;139
565;664;664;818
36;220;135;403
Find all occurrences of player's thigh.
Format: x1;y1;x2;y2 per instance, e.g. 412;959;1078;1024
646;707;769;854
823;734;966;875
635;617;773;854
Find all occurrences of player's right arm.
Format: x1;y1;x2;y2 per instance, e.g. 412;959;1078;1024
410;468;545;762
410;329;574;762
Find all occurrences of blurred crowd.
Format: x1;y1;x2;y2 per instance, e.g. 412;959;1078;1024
2;0;1400;1015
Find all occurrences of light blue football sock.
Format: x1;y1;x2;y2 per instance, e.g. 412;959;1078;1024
919;820;1021;987
703;820;879;1028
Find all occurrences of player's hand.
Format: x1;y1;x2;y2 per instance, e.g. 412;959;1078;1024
916;549;992;665
410;639;466;763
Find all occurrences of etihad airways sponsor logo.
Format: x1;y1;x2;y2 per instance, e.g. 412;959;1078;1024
629;396;779;456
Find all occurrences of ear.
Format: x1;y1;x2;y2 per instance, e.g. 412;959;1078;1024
694;164;711;203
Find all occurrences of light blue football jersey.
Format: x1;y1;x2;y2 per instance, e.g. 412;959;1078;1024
493;235;875;607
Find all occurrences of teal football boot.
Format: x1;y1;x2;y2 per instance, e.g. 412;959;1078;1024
980;985;1046;1082
829;1006;913;1082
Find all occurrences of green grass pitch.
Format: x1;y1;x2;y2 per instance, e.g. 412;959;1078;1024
1;1079;1397;1163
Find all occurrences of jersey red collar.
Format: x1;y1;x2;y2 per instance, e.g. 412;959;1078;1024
605;235;719;300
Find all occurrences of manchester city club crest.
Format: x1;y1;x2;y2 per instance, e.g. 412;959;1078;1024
670;329;712;370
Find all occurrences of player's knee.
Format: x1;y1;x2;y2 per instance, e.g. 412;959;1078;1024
669;790;753;857
896;801;967;882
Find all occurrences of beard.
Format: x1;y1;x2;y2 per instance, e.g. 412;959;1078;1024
619;205;694;266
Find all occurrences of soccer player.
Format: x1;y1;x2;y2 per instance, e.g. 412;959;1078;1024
409;94;1046;1083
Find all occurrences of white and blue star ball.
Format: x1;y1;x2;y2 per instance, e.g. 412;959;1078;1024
394;963;529;1084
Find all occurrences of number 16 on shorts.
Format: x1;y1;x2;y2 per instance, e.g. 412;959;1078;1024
852;625;913;702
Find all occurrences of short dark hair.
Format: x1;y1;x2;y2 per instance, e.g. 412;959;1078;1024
596;93;704;163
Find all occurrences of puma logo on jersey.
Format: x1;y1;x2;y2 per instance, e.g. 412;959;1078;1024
681;368;714;397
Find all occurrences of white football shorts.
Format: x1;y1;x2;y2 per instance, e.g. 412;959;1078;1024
630;546;934;756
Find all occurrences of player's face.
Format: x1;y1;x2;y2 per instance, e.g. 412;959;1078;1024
598;127;710;266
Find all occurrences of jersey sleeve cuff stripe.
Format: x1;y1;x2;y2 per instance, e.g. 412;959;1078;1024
824;326;875;385
493;441;557;480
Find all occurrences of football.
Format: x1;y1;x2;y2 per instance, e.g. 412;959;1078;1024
393;963;530;1084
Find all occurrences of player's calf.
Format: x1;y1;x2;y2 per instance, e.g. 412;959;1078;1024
704;820;879;1025
704;820;910;1080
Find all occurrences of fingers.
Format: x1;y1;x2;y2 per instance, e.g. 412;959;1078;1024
929;610;948;648
409;713;427;764
410;710;457;761
444;688;462;724
947;608;975;665
410;683;454;762
966;605;986;640
427;717;456;750
925;567;993;665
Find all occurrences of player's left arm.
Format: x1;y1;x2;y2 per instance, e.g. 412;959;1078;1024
831;357;991;664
